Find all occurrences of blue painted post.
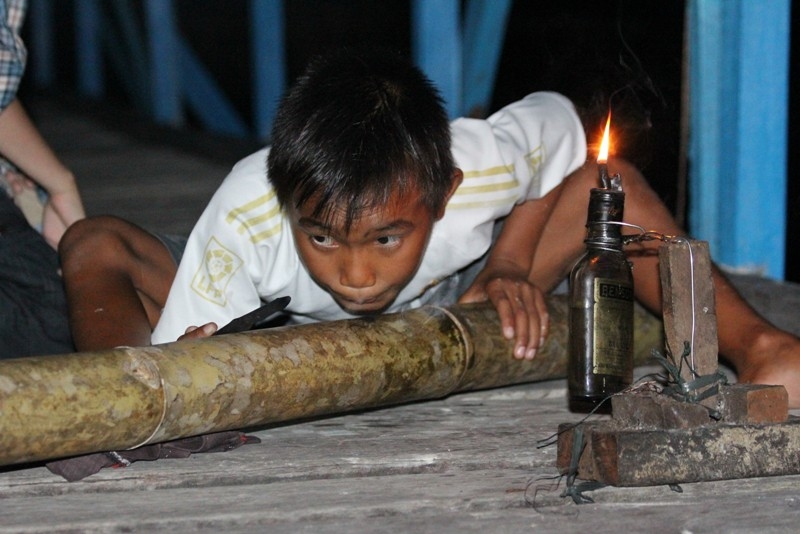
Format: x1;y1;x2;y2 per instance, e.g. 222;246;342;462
74;0;103;98
145;0;247;136
27;0;54;88
250;0;286;141
144;0;182;126
411;0;462;118
462;0;512;118
177;38;249;137
687;0;723;256
688;0;790;279
108;1;151;111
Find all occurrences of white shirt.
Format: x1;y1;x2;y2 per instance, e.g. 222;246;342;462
151;92;587;344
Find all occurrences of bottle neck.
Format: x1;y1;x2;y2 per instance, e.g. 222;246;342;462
584;188;625;250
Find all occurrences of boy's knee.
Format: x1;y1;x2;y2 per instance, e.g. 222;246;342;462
59;216;133;270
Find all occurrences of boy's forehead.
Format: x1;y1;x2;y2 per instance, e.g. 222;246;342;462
294;186;430;233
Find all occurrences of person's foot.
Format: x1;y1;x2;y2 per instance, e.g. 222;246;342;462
735;327;800;409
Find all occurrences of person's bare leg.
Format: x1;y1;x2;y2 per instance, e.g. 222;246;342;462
59;216;177;351
529;158;800;407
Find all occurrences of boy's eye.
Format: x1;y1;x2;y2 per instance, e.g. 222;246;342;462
376;235;401;246
311;235;335;247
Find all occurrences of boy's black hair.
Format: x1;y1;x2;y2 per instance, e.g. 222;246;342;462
267;49;454;229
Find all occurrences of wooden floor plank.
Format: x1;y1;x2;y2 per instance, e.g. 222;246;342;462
3;381;800;532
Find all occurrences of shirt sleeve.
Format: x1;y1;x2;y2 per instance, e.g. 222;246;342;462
451;91;587;206
151;154;274;344
489;92;587;200
0;0;27;112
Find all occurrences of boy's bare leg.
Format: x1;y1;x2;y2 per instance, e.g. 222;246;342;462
59;216;177;351
530;158;800;407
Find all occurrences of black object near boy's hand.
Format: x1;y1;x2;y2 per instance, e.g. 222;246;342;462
213;296;291;336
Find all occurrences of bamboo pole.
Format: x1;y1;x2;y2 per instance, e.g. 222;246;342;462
0;296;663;467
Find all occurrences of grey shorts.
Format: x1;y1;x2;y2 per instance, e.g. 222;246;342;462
154;233;188;266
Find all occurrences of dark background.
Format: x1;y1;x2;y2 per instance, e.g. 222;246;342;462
22;0;800;280
191;0;686;215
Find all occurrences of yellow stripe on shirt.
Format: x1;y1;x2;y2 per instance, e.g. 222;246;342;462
224;190;277;224
460;164;514;179
454;179;519;196
235;202;282;235
452;164;519;205
249;221;284;243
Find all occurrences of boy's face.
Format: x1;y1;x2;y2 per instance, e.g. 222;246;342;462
289;183;448;315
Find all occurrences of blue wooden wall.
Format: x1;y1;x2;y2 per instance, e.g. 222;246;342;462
26;0;793;280
28;0;512;137
687;0;791;280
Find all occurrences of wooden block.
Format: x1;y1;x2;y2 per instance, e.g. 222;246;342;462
557;417;800;486
611;391;711;429
716;384;788;424
658;240;718;382
556;421;601;481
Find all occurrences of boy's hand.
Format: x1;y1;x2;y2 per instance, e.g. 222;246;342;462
178;323;218;341
459;274;548;360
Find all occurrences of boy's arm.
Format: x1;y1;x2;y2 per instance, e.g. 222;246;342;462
459;185;563;360
151;229;265;344
454;92;585;361
151;154;277;344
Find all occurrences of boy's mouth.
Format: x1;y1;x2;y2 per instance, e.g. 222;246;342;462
334;291;393;314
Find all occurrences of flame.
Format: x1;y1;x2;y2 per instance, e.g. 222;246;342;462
597;113;611;164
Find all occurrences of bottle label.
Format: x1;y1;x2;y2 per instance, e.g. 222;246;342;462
592;278;634;375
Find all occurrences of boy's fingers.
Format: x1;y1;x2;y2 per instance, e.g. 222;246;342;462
510;290;533;360
488;282;538;360
483;282;517;340
533;289;549;347
179;322;218;341
459;277;545;360
516;286;545;360
492;293;515;340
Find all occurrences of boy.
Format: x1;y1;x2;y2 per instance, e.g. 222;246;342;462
60;51;800;407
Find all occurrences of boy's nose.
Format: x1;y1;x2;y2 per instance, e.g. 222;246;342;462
339;252;376;289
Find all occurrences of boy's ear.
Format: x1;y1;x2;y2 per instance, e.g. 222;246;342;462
436;169;463;220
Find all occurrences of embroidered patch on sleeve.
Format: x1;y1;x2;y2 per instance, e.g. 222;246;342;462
190;237;244;306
